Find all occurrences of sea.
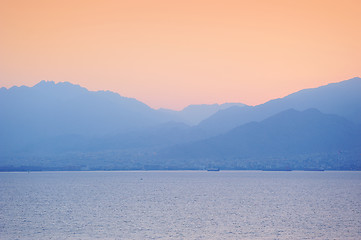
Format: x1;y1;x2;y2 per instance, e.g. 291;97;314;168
0;171;360;240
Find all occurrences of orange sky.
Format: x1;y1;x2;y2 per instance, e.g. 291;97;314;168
1;0;360;110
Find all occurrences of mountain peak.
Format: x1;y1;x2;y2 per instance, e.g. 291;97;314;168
177;102;246;125
34;80;56;87
34;80;84;90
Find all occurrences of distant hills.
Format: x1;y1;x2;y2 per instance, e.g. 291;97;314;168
0;80;175;155
0;80;170;135
159;103;247;125
0;81;240;157
1;77;360;171
160;109;361;170
196;77;361;137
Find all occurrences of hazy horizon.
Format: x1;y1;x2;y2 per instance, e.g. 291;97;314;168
2;77;359;111
1;0;361;110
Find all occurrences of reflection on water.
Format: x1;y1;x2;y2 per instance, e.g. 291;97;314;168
1;171;360;239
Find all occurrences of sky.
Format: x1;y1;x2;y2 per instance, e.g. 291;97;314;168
1;0;360;110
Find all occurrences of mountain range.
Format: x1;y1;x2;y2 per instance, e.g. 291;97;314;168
159;108;361;170
1;77;360;171
196;77;361;137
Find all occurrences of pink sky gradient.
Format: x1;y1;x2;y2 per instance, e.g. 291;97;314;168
1;0;360;110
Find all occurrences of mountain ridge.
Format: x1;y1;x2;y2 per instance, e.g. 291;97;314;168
159;108;361;170
196;77;361;137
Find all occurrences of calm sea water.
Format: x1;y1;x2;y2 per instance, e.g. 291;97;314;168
0;171;360;240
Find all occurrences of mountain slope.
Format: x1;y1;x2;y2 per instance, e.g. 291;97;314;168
197;77;361;136
0;81;178;153
161;109;361;169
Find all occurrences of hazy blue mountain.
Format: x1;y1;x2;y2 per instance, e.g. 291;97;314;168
159;102;247;125
160;109;361;170
197;77;361;136
1;78;361;171
0;81;179;154
31;121;206;154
